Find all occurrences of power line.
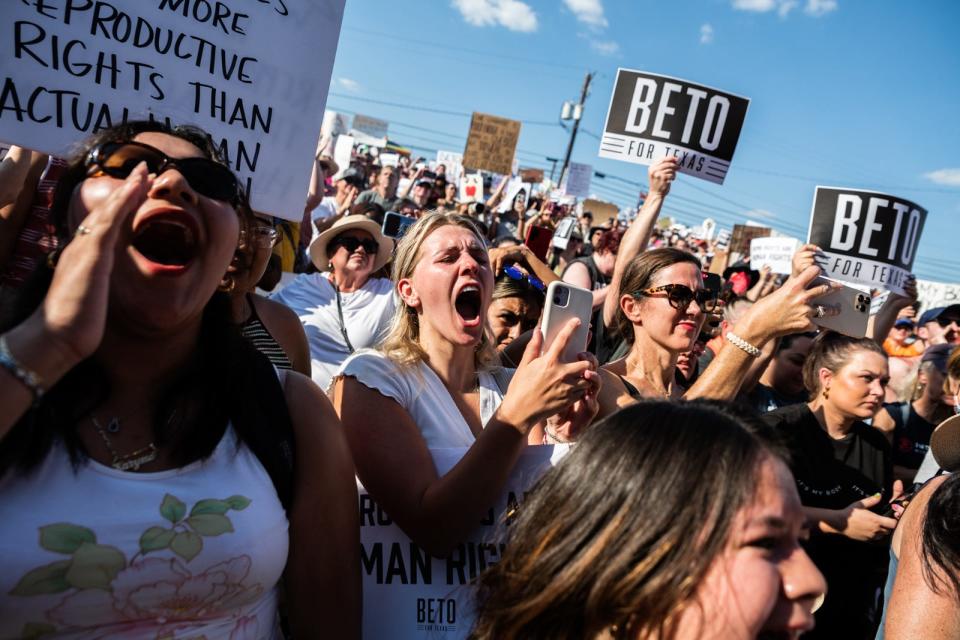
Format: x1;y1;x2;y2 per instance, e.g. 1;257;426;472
328;93;560;127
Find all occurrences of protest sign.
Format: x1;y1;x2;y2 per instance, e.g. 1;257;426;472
352;113;389;139
322;109;350;139
729;224;771;259
0;1;345;221
582;198;619;222
462;112;521;176
709;249;730;275
749;237;799;275
552;216;578;250
436;150;463;183
701;217;717;241
562;162;592;198
380;153;400;168
334;135;355;177
916;279;960;312
459;173;483;203
360;446;567;640
519;167;544;184
497;177;528;214
807;187;927;296
598;69;749;184
716;229;732;251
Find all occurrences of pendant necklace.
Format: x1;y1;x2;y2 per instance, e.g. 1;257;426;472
90;412;171;471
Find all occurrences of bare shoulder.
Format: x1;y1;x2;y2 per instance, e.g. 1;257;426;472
596;366;632;421
282;371;340;446
252;295;305;335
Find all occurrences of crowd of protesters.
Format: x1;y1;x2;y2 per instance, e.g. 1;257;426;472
0;119;958;640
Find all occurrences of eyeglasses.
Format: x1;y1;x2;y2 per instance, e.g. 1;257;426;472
86;141;240;202
502;265;546;292
331;236;379;255
936;316;960;327
634;284;719;313
241;225;279;248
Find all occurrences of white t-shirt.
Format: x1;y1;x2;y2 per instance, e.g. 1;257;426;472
271;275;396;390
338;350;513;447
311;196;339;223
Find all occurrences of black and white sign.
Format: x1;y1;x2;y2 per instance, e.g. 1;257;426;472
807;187;927;296
598;69;749;184
0;1;346;220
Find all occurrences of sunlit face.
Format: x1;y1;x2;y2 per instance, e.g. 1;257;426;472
69;131;239;334
402;225;494;348
445;183;457;201
676;457;825;640
676;341;706;380
888;324;912;345
378;166;397;190
488;295;541;351
770;336;814;397
631;262;706;355
230;214;276;294
820;350;889;419
329;229;377;281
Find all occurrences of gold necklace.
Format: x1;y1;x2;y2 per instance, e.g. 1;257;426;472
91;415;161;471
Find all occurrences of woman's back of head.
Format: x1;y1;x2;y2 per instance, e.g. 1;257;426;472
469;399;786;640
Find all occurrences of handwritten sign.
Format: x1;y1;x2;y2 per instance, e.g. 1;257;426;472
916;279;960;313
380;152;400;168
462;112;521;176
562;162;592;198
360;446;567;640
519;167;544;184
729;224;771;259
599;68;749;184
459;173;483;203
807;187;927;296
0;1;345;221
436;150;463;183
582;198;618;222
352;113;389;139
749;237;799;275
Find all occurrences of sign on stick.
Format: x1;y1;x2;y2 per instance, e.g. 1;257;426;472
0;1;346;220
807;187;926;296
599;69;749;184
462;112;521;176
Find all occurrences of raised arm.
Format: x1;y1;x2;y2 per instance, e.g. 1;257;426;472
488;244;560;287
868;275;917;344
602;157;678;329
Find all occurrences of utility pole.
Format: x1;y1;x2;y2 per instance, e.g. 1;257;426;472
558;71;593;189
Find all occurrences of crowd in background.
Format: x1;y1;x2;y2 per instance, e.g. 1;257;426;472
0;122;959;640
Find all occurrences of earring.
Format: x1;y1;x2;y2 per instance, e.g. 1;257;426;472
218;274;236;293
822;387;830;400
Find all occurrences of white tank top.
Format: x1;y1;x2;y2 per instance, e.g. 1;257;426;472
0;427;288;639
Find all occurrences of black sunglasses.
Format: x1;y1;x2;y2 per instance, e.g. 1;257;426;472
331;236;379;255
937;316;960;327
635;284;719;313
86;141;240;202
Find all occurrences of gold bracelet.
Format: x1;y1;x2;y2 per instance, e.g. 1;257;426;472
0;335;44;402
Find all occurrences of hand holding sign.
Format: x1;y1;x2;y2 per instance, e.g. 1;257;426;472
648;156;679;197
735;266;841;344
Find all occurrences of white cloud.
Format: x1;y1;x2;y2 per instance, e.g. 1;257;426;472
564;0;607;29
700;23;714;44
924;168;960;187
337;77;360;91
804;0;837;16
451;0;538;32
590;39;620;55
732;0;834;17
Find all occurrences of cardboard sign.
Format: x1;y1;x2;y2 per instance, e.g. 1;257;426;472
749;237;799;275
807;187;927;296
562;162;592;199
598;68;749;184
360;446;568;640
459;173;483;203
582;198;619;222
0;1;345;221
462;112;521;176
729;224;771;259
519;167;544;184
352;113;389;139
436;150;463;183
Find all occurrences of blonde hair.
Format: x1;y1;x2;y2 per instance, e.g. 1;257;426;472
380;211;498;370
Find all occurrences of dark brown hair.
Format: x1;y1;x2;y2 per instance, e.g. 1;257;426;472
801;331;886;397
469;400;787;640
615;247;702;344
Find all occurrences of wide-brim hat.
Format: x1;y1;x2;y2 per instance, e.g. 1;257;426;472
308;214;391;273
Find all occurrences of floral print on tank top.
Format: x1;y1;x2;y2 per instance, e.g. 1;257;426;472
9;493;266;639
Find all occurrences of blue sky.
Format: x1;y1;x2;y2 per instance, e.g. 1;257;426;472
326;0;959;282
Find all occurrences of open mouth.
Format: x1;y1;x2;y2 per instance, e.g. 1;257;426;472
455;285;482;325
132;217;197;267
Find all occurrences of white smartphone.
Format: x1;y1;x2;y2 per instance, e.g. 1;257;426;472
540;281;593;362
810;276;872;338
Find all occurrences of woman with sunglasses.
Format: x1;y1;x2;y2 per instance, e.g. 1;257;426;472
270;213;395;391
0;121;360;638
227;211;311;376
596;246;837;414
485;243;559;355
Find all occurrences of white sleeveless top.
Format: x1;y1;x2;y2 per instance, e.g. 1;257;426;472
0;428;288;639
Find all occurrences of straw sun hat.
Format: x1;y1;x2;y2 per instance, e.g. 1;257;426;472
308;214;392;273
